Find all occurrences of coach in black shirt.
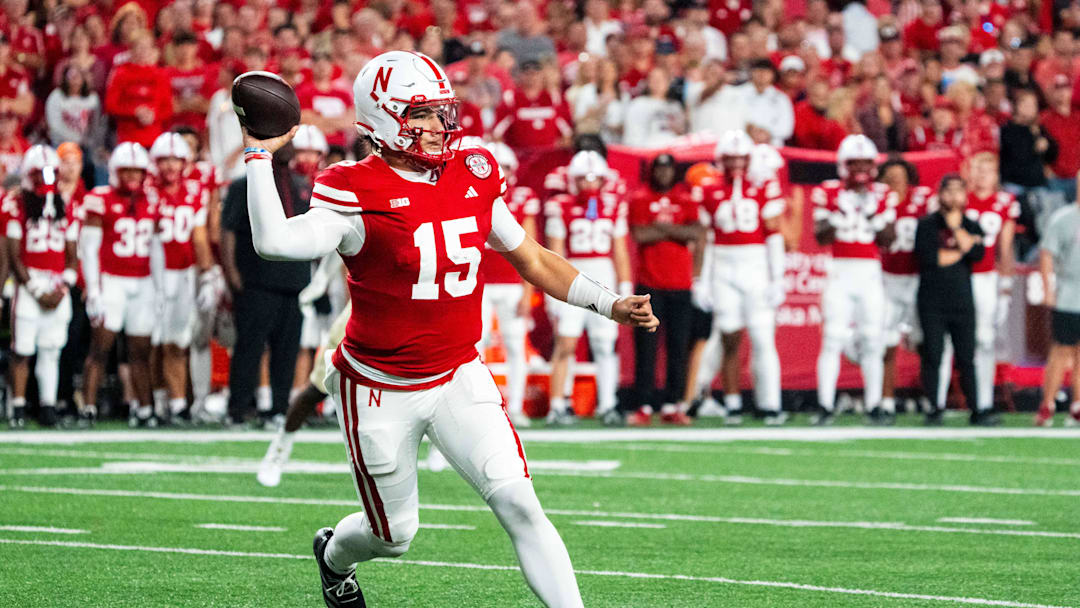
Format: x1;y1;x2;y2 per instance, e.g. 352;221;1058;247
221;145;312;426
914;174;999;427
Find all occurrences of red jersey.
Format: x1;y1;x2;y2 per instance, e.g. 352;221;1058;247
544;190;628;260
185;160;223;192
902;19;942;53
811;180;895;260
310;148;505;387
295;81;353;147
0;64;30;101
906;126;963;153
149;178;208;270
165;64;216;132
81;185;160;278
709;0;753;35
629;183;697;290
2;190;76;273
697;176;785;246
492;88;573;151
481;185;539;284
881;185;933;275
965;190;1019;274
1039;108;1080;179
0;135;28;176
104;63;173;147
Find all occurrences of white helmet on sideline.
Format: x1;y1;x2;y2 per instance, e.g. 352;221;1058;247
353;50;459;168
292;124;329;154
148;132;193;162
20;144;60;189
714;129;754;159
836;134;879;183
567;150;608;194
108;141;150;188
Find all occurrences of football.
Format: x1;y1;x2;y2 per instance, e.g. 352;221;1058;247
231;71;302;140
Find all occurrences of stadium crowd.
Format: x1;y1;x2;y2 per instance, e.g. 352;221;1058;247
0;0;1078;432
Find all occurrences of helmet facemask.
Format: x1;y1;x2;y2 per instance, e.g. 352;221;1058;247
366;98;461;172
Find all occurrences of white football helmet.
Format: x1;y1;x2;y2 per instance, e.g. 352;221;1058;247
148;132;193;162
567;150;608;193
108;141;150;187
20;144;60;189
484;141;518;176
747;143;784;186
714;129;754;159
292;124;329;154
836;134;879;181
353;50;459;168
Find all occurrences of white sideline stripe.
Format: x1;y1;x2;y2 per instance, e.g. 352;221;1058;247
572;520;666;529
6;427;1080;445
0;525;88;534
937;518;1035;526
195;524;286;532
617;444;1080;467
4;485;1080;541
312;182;359;202
418;523;476;531
0;538;1068;608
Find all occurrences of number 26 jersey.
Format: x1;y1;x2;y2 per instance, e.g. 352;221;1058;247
310;147;522;388
81;185;160;278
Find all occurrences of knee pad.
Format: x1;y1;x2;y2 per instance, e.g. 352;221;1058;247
371;514;418;558
488;479;547;529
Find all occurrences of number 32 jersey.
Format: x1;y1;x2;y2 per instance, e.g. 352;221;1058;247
81;186;160;278
310;147;522;390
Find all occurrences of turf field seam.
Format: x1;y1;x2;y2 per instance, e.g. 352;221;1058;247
5;485;1080;541
0;538;1070;608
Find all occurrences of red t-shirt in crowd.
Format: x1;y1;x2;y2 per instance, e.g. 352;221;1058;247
903;19;942;53
165;63;217;132
1039;108;1080;178
492;88;573;151
628;183;697;291
792;102;848;150
295;80;353;147
104;62;173;148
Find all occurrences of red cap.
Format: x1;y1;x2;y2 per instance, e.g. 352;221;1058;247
933;96;955;111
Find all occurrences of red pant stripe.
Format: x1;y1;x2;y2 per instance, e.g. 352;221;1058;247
347;379;393;542
502;408;531;479
339;374;382;541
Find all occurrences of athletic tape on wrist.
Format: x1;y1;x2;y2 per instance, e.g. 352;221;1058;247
567;273;619;319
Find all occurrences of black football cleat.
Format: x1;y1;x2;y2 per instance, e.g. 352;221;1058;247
970;410;1002;427
811;408;834;426
314;528;365;607
9;406;26;429
924;408;944;426
38;406;58;428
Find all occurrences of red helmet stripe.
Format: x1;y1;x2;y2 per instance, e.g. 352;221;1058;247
411;52;445;84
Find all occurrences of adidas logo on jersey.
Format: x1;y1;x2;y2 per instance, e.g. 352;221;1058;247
390;197;410;208
465;186;479;198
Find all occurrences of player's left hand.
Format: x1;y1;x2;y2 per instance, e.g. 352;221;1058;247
613;294;658;332
241;125;299;154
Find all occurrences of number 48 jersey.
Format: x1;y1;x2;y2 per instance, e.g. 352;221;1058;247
696;176;784;245
81;186;160;278
543;190;628;260
881;185;934;275
310;147;521;389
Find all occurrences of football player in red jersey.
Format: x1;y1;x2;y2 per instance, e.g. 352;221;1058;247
78;142;163;427
545;151;633;427
461;137;539;428
241;51;656;608
147;132;213;423
878;158;934;424
811;135;896;425
693;131;787;426
937;152;1016;417
3;146;78;428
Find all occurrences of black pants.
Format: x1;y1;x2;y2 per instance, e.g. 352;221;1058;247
919;306;977;411
227;286;303;421
632;286;692;409
57;285;89;411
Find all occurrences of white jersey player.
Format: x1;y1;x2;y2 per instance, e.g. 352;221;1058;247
937;152;1017;411
544;150;632;426
811;135;896;424
694;131;787;425
239;51;656;608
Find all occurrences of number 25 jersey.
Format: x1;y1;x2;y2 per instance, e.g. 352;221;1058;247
310;147;517;388
81;186;160;278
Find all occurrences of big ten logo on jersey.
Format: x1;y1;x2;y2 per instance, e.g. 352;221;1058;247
24;219;66;254
410;216;482;300
113;217;155;258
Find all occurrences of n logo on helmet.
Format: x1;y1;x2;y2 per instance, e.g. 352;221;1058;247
373;66;393;95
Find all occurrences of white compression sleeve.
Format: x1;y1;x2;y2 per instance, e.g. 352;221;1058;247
565;273;620;319
245;156;356;261
765;233;785;282
78;225;102;297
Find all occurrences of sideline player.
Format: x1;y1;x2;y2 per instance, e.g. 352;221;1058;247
79;142;162;426
148;132;213;422
4;146;78;427
544;150;632;426
878;157;933;423
811;135;895;424
695;130;787;425
240;51;657;607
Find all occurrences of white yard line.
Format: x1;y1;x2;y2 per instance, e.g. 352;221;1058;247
936;518;1035;526
2;485;1078;541
195;524;286;532
616;444;1080;467
0;525;88;534
0;537;1069;608
417;523;476;531
4;427;1080;445
572;520;666;529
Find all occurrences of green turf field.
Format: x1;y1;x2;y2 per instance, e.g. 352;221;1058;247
1;414;1078;607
